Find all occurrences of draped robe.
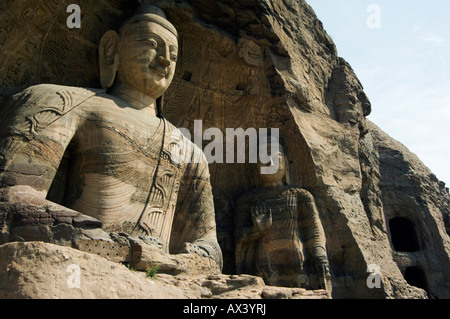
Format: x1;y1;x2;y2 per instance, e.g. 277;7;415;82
234;186;327;288
0;84;222;265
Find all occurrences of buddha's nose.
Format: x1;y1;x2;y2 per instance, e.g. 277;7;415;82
157;55;171;67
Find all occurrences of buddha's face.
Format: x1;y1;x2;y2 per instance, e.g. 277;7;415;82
116;20;178;99
257;146;286;184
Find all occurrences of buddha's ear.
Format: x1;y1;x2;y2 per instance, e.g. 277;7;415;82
99;30;120;89
156;95;164;118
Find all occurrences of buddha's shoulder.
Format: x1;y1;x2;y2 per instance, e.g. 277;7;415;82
13;84;102;100
235;186;313;203
4;84;103;112
235;188;259;204
14;85;138;115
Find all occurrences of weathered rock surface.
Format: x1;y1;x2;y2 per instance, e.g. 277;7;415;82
370;121;450;298
0;0;448;299
0;241;185;299
0;241;330;299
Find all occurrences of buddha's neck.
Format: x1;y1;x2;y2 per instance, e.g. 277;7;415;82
110;82;157;117
260;180;284;189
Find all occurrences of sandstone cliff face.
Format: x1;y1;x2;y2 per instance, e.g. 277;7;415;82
370;121;450;298
0;0;449;299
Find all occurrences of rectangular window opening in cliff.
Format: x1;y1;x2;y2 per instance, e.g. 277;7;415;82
389;217;421;253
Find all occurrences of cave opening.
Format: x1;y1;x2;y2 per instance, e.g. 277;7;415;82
389;217;421;252
404;266;429;296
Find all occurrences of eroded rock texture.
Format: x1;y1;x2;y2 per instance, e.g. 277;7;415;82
0;241;330;299
370;121;450;298
0;0;449;298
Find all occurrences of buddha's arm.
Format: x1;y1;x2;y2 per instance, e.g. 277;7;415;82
297;189;328;261
0;87;100;242
297;189;332;290
233;193;271;274
169;142;223;268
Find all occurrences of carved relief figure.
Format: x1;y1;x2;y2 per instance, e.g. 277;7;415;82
238;36;264;67
234;142;331;290
267;105;282;127
204;106;216;126
0;5;222;268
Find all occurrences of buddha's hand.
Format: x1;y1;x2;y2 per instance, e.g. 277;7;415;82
0;185;103;230
316;255;331;284
180;242;209;258
250;202;272;234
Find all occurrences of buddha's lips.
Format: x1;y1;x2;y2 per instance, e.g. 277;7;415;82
149;64;167;77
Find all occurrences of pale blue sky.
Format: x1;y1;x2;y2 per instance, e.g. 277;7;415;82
307;0;450;185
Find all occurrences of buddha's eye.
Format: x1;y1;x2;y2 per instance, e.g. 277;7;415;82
149;39;157;49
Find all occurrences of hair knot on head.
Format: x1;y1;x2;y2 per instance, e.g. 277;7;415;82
120;4;178;39
135;4;167;18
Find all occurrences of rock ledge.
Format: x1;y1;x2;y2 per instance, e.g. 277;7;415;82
0;241;330;299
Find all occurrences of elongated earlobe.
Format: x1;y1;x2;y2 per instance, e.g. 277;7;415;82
157;95;164;118
99;30;120;89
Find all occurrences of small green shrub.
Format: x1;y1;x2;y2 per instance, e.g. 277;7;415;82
146;265;160;279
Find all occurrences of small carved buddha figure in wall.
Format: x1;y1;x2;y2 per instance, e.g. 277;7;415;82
234;142;331;290
0;5;222;268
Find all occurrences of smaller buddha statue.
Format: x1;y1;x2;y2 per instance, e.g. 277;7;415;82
234;141;331;290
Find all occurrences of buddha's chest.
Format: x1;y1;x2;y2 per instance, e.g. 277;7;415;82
64;112;183;233
67;108;183;192
251;191;301;232
76;109;163;158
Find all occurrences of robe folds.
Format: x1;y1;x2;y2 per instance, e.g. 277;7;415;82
0;84;222;267
234;186;327;288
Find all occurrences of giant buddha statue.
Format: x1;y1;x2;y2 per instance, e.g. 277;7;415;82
0;5;222;269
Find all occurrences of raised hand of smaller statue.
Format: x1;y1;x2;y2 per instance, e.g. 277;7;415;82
250;202;272;234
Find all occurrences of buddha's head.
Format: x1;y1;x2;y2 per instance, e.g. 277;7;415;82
256;140;290;187
99;5;178;102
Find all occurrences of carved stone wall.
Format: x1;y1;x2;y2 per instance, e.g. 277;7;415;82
0;0;449;298
0;0;140;102
162;17;316;275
